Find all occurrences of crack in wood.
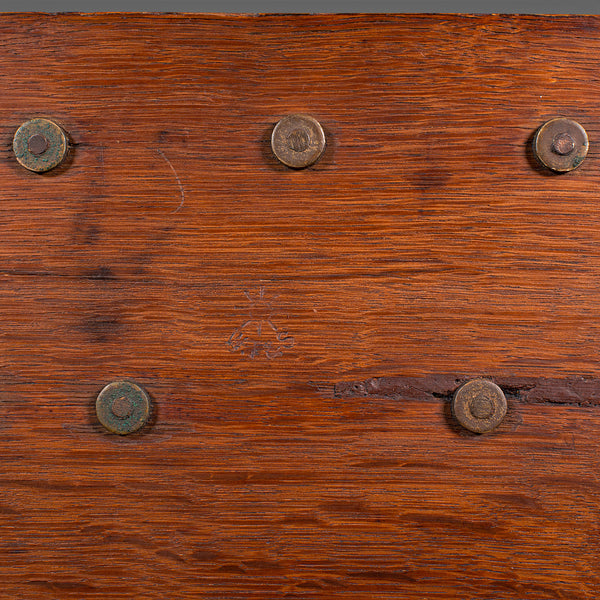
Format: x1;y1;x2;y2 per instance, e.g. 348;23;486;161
333;375;600;407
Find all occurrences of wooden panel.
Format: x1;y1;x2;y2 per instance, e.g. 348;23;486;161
0;13;598;599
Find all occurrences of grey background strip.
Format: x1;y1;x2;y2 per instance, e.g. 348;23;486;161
1;1;599;15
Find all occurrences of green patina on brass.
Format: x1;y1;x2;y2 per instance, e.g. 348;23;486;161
96;380;151;435
13;118;68;173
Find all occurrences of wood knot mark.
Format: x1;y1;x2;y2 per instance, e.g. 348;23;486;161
227;286;295;360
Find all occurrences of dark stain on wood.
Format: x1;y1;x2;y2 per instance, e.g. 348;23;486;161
79;312;123;343
410;166;453;190
84;266;115;281
72;212;101;246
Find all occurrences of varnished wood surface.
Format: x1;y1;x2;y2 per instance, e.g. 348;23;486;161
0;13;599;599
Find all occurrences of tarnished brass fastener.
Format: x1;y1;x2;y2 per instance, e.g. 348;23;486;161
96;380;151;435
13;118;68;173
271;114;326;169
452;379;507;434
533;118;588;172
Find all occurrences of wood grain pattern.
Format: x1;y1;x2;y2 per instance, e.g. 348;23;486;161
0;13;598;599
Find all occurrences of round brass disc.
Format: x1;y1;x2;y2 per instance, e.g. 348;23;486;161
96;380;151;435
271;114;326;169
452;379;507;434
12;118;68;173
533;117;588;173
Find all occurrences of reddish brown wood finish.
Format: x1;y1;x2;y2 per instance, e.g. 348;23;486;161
0;13;598;599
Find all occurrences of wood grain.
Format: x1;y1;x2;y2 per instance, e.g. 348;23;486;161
0;13;598;599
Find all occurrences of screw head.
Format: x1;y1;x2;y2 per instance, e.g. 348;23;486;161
96;381;151;435
533;118;588;172
13;118;68;173
271;114;326;169
452;379;507;434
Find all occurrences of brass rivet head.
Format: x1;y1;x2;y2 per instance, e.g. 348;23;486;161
27;133;49;156
271;114;326;169
96;381;150;435
452;379;507;434
111;395;134;419
551;132;575;156
13;118;68;173
533;118;588;172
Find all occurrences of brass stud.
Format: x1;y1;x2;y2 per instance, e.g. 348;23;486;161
452;379;507;434
96;380;151;435
533;117;588;172
271;114;326;169
13;118;68;173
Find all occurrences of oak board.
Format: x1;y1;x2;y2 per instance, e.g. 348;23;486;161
0;13;598;599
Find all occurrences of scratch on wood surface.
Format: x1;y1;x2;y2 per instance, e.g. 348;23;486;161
156;148;185;214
